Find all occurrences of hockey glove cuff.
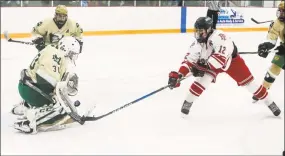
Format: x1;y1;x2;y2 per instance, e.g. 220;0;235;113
275;43;285;56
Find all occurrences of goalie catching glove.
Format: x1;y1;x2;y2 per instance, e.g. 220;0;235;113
62;72;79;96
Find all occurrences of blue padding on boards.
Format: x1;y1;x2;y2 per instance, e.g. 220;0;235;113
180;7;187;33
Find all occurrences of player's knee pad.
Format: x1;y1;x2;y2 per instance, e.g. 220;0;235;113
189;81;206;97
187;74;212;99
245;81;268;100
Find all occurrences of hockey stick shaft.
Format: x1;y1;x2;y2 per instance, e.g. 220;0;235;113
24;80;54;103
251;18;273;24
3;31;34;45
239;49;277;55
7;39;34;45
239;52;258;54
83;77;188;122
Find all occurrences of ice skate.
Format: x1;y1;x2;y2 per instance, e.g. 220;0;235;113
11;100;30;116
268;102;281;116
252;96;259;103
181;101;193;116
14;119;36;134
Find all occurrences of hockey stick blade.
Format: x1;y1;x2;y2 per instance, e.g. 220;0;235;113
82;77;188;122
3;31;11;41
251;18;273;24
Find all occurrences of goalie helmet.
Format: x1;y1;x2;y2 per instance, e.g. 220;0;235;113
58;36;81;65
277;1;285;22
194;17;214;43
54;5;68;26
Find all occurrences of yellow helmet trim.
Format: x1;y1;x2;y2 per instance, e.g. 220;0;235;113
278;1;284;10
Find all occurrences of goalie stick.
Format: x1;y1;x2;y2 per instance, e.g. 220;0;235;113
251;18;273;24
3;31;34;45
81;77;188;122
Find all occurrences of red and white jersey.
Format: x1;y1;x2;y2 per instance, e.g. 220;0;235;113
179;30;235;76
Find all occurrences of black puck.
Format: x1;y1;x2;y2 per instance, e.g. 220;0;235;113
74;100;81;107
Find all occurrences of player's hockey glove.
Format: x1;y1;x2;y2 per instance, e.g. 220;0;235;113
258;42;275;58
275;42;285;56
191;59;208;77
168;71;183;89
32;37;45;51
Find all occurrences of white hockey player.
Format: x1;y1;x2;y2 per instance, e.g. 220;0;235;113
12;36;83;134
31;5;83;52
168;17;281;117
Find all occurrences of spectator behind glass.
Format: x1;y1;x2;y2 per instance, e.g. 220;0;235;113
81;0;88;6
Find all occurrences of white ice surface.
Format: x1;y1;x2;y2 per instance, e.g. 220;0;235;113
1;32;284;155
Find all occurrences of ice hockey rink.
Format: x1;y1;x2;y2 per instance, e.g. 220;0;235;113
1;32;284;155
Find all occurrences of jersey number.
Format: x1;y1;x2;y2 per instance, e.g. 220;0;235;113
218;46;226;54
30;53;41;70
52;54;61;73
52;65;60;73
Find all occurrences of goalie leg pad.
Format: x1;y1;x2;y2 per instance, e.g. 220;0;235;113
13;103;69;134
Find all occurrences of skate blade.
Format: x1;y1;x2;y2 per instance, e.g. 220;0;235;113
252;99;260;104
180;113;189;119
